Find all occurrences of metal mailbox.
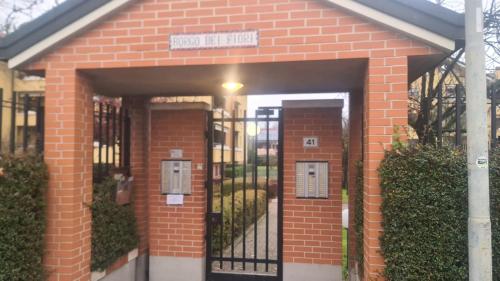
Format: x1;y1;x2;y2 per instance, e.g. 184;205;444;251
296;161;328;198
161;160;192;195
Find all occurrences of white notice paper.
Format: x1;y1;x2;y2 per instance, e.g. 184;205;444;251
170;149;183;159
166;194;184;205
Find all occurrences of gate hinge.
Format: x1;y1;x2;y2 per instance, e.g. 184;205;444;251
205;131;209;139
204;180;209;189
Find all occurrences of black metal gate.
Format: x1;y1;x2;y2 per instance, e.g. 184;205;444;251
206;107;283;281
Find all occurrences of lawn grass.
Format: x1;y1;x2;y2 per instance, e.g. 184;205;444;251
342;188;348;204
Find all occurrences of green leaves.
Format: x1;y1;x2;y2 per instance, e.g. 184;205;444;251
91;178;138;272
354;162;364;277
489;148;500;280
0;154;48;281
379;146;470;281
379;146;500;280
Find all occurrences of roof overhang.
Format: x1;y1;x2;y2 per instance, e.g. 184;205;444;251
6;0;134;68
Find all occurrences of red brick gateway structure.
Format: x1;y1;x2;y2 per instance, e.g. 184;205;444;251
0;0;465;281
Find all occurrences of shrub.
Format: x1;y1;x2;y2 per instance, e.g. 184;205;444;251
212;189;267;253
490;148;500;280
0;154;48;281
219;178;271;197
91;178;138;272
224;165;245;178
379;146;469;280
354;161;364;278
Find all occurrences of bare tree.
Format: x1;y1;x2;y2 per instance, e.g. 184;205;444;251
408;0;500;145
0;0;53;34
484;0;500;69
434;0;499;70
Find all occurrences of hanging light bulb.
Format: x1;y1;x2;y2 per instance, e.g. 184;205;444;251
222;82;244;93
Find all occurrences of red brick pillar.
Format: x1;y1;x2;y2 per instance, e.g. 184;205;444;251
282;100;343;281
147;107;207;281
125;97;149;255
363;57;408;280
348;91;363;276
44;69;94;281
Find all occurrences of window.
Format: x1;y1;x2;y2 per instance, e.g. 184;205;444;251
214;128;226;145
234;131;240;148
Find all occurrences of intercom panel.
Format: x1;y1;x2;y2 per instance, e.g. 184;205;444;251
296;161;328;198
161;160;192;195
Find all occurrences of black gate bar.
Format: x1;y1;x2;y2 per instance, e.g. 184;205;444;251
219;111;225;269
242;110;247;270
98;103;103;180
105;104;110;174
35;96;44;153
456;85;463;146
437;84;443;147
277;109;284;279
253;116;258;271
230;110;236;270
265;111;270;272
206;111;214;278
10;92;16;153
112;106;116;166
22;94;29;152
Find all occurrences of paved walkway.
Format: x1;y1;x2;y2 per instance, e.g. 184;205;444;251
213;200;349;274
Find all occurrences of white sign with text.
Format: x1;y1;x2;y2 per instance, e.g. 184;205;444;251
170;30;258;50
303;137;319;148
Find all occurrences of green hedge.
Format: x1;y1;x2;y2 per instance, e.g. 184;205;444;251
490;149;500;279
224;165;245;178
219;178;274;198
91;178;138;272
212;189;267;253
379;145;499;280
354;161;364;278
0;154;48;281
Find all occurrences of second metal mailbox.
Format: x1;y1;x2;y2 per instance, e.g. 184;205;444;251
161;160;192;195
296;161;329;198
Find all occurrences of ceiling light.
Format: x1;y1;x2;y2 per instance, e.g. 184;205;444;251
222;82;244;92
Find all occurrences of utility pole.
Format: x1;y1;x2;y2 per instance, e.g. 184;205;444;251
465;0;493;280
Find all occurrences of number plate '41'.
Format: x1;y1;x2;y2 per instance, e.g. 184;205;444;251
303;137;319;148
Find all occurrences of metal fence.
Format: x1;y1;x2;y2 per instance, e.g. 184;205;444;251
490;84;500;147
416;83;500;148
93;96;131;182
0;90;45;154
0;90;131;182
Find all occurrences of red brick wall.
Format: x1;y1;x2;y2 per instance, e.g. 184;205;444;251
31;0;444;280
362;56;409;279
148;109;207;258
28;0;438;71
125;97;149;254
348;92;363;271
44;71;94;281
283;107;343;265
